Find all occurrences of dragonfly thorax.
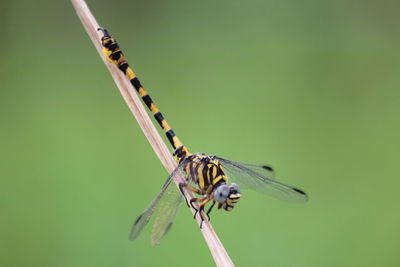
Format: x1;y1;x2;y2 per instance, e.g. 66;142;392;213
184;154;242;211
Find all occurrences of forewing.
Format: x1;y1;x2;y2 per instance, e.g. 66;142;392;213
228;161;276;179
215;157;307;202
129;159;188;241
151;184;184;245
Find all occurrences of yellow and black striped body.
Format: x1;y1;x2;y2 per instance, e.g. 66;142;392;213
98;28;189;162
184;154;227;191
182;154;241;212
98;28;241;224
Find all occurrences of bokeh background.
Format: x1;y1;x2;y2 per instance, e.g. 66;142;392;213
1;0;399;266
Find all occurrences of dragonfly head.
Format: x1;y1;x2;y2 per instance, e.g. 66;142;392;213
214;183;241;211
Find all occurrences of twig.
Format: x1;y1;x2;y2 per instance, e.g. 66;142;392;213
70;0;234;266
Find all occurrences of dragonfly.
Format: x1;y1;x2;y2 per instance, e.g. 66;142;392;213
98;27;308;245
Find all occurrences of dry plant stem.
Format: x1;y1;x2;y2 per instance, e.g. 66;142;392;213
70;0;234;266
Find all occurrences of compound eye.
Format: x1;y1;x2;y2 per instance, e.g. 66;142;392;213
229;183;241;194
214;185;229;203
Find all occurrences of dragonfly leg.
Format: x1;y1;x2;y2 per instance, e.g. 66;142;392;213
189;197;212;228
190;197;207;219
206;201;216;222
179;183;190;207
180;183;203;208
198;198;212;228
190;198;201;218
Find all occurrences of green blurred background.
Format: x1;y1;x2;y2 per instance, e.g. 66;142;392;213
1;0;399;266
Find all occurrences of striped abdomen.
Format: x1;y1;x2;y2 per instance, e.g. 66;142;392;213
98;27;189;161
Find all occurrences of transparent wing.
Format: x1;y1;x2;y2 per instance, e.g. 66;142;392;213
150;184;183;245
228;161;276;179
129;159;188;242
215;156;308;202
